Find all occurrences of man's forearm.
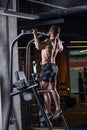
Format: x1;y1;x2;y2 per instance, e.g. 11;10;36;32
33;33;41;50
56;36;63;52
58;40;63;51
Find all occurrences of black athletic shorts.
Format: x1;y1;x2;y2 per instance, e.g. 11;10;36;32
39;63;58;83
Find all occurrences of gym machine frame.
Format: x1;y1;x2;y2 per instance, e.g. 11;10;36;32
5;31;53;130
26;31;69;130
5;29;69;130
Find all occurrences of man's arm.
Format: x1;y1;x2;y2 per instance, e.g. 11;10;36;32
32;29;46;50
58;39;63;52
56;35;63;52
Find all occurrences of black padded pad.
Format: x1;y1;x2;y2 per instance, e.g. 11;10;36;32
23;91;32;101
15;71;32;101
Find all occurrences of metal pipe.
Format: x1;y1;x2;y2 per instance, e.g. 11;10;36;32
26;1;87;15
5;32;24;130
27;0;67;10
66;5;87;14
6;0;11;10
10;84;38;96
5;31;35;130
0;9;39;20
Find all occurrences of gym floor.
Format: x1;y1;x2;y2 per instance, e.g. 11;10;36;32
22;98;87;130
70;126;87;130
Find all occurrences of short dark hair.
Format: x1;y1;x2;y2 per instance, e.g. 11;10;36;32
49;25;60;36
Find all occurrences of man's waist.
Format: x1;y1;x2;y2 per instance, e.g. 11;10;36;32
41;62;56;66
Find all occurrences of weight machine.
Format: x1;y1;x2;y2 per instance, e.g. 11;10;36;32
25;30;69;130
5;30;69;130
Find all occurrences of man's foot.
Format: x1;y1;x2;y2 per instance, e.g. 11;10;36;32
53;109;63;119
40;112;53;122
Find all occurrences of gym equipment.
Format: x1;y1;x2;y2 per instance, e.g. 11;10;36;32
6;0;87;16
5;31;32;130
0;9;39;20
26;33;69;130
5;30;53;130
27;0;66;10
5;29;69;130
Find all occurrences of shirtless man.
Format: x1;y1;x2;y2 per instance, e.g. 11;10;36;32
32;25;63;122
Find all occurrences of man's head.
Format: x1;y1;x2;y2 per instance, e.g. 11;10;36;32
49;25;60;40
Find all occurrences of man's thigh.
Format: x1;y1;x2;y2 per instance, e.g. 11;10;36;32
40;81;49;89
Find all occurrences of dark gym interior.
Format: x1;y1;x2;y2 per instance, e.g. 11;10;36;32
0;0;87;130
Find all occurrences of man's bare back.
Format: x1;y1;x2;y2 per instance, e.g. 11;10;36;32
32;29;63;64
41;38;62;64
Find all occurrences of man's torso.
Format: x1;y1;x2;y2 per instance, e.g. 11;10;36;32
41;38;59;64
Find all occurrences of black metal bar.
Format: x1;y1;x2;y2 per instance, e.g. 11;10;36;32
38;89;53;93
5;32;25;130
27;0;67;10
27;0;87;14
26;38;34;83
5;31;35;130
66;5;87;14
6;0;11;10
25;102;32;130
5;96;12;130
32;88;53;130
0;9;39;20
10;84;38;96
60;115;69;130
25;36;34;130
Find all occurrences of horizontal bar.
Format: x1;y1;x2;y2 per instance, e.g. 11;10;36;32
10;83;38;96
27;0;67;10
21;30;49;36
26;1;87;15
38;89;53;93
0;9;39;20
67;5;87;14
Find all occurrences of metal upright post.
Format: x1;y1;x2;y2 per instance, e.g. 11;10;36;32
5;31;31;130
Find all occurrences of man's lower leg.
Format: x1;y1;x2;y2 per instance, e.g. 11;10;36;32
52;89;60;111
43;93;51;113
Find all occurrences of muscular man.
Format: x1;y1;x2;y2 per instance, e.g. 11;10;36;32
32;25;63;122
